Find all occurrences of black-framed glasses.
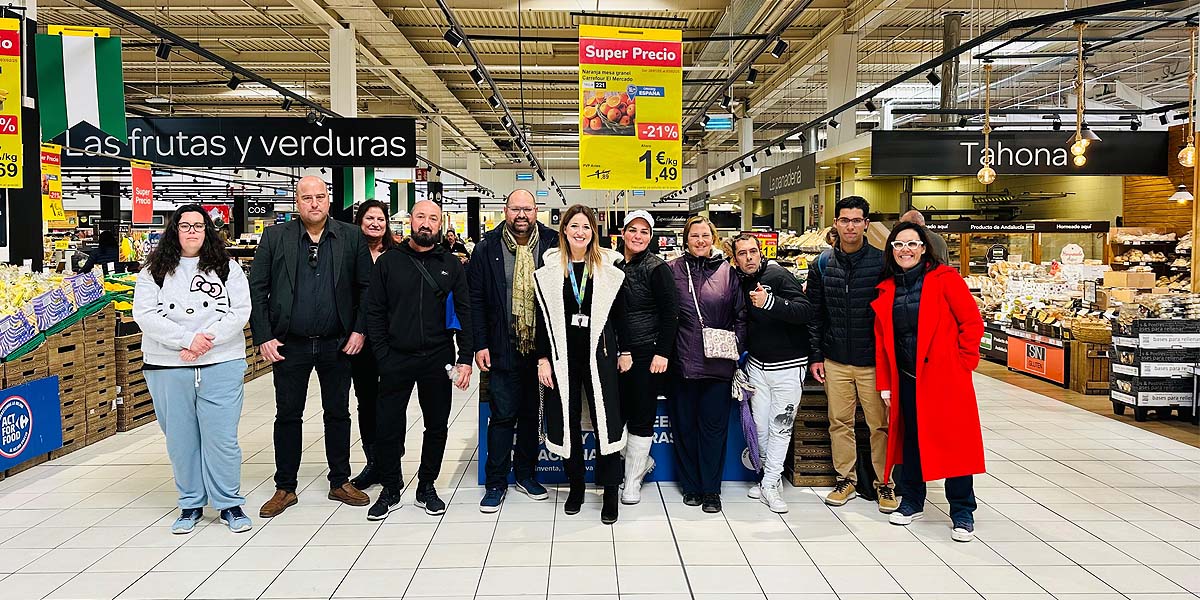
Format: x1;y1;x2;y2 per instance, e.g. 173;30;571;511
835;218;867;227
308;243;319;267
177;222;207;234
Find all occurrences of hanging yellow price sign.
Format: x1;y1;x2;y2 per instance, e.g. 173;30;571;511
0;18;24;188
578;25;681;190
40;143;65;221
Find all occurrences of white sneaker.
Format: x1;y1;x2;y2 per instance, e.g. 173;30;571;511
759;485;788;513
747;484;761;499
889;510;924;526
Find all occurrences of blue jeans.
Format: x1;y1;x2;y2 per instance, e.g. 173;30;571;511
146;359;247;510
898;372;976;524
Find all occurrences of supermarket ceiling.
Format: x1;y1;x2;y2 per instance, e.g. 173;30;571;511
36;0;1200;167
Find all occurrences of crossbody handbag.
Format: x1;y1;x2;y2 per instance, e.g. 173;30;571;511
685;261;739;361
408;256;462;331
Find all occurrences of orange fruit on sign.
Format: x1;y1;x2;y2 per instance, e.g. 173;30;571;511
589;117;602;130
605;95;621;107
620;116;631;126
583;106;597;119
626;104;636;117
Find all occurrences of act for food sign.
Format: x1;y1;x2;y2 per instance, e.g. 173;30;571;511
578;25;682;191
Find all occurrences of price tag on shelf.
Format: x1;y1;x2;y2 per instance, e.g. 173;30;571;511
578;25;681;190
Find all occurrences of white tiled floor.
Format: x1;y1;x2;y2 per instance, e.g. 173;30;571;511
0;371;1197;599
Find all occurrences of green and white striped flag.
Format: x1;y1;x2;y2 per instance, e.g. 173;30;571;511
36;30;127;143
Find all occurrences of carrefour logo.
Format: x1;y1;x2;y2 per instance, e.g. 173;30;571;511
0;395;34;459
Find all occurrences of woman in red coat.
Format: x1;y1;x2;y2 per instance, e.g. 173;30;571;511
872;222;985;543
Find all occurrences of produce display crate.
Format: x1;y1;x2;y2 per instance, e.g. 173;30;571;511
83;303;116;342
117;382;155;432
115;333;145;390
4;453;48;477
57;367;88;409
47;322;85;372
85;344;116;393
2;342;49;388
1069;341;1111;395
50;420;86;459
787;387;878;490
86;382;118;444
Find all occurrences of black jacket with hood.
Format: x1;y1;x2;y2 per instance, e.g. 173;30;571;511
366;240;473;365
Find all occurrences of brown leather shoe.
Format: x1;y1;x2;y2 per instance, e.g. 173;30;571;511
329;483;370;506
259;489;298;518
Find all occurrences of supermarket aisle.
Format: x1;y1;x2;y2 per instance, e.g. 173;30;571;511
0;371;1197;600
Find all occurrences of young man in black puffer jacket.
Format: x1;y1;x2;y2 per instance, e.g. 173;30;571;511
806;196;898;513
731;234;814;514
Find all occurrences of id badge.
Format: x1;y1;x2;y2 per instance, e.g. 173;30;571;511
571;314;590;328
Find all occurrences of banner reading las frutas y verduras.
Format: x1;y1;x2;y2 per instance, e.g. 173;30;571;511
579;25;681;190
0;18;24;188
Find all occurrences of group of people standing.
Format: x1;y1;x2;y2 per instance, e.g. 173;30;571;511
131;178;985;543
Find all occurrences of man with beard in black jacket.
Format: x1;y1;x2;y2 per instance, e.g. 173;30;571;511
806;196;898;513
731;234;814;514
365;200;473;520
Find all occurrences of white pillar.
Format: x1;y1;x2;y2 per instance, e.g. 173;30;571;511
739;114;754;181
826;34;859;148
329;25;364;204
427;117;443;182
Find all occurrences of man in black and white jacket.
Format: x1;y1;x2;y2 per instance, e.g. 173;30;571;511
731;233;815;514
364;200;473;520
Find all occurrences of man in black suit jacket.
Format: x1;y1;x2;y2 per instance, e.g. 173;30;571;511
249;175;372;518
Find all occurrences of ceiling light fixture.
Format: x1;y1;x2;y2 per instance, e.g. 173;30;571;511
720;94;732;109
865;99;877;112
313;112;326;126
281;98;293;111
469;68;485;86
765;147;772;157
487;95;501;109
701;114;711;126
926;70;942;86
443;28;463;48
978;63;997;185
1068;22;1092;168
746;68;759;85
1159;113;1171;126
155;41;171;60
226;75;241;90
828;119;839;129
1178;22;1197;168
958;115;968;128
1052;115;1062;131
1129;116;1141;131
771;39;788;59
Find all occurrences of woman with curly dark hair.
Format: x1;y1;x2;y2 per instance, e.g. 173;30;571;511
133;205;252;535
349;199;394;490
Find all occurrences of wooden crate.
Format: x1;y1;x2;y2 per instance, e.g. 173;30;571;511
2;343;49;388
115;334;144;388
4;453;48;476
86;384;118;446
49;421;86;458
83;304;117;341
48;324;86;372
58;367;88;409
1070;340;1111;395
117;384;156;432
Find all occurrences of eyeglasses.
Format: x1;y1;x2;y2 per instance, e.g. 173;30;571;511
889;240;925;250
177;223;207;234
506;207;536;215
308;243;319;267
835;218;867;227
299;194;328;205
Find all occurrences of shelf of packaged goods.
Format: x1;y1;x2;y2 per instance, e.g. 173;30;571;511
1112;240;1179;246
1003;327;1065;348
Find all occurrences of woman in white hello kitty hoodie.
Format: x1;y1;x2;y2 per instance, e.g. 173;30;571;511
133;204;251;535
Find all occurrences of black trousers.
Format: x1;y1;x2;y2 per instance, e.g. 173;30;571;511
375;348;454;490
483;354;542;490
619;347;663;437
897;372;977;523
562;353;621;487
668;377;731;495
271;336;353;492
351;345;380;446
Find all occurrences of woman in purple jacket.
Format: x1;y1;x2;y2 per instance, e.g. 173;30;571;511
667;216;748;513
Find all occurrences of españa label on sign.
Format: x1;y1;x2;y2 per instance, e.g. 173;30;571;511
578;25;681;190
0;18;23;189
40;144;65;222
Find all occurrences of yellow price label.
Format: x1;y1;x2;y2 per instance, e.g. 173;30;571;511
578;25;682;191
54;239;70;250
0;18;24;189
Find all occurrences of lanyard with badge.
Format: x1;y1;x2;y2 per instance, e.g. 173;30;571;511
569;263;590;328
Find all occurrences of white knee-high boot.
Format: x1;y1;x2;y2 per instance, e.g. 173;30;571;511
620;435;656;504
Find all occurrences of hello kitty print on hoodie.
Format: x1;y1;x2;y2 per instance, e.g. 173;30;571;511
133;257;252;367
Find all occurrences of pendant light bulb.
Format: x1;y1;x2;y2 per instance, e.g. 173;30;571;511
977;166;996;185
1070;140;1086;156
1079;137;1091;149
1180;142;1196;168
1073;154;1087;167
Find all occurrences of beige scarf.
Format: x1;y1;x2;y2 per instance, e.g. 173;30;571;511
502;223;539;354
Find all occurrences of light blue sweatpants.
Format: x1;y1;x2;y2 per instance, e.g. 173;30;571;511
145;359;247;510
